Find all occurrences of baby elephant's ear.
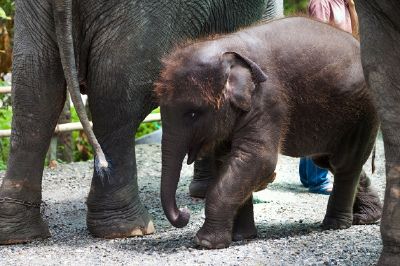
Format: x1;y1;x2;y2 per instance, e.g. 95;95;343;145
222;52;268;111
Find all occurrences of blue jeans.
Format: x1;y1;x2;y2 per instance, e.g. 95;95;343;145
299;157;330;193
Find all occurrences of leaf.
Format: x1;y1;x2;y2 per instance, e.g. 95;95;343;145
0;7;11;20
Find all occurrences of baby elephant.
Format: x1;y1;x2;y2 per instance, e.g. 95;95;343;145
155;17;380;249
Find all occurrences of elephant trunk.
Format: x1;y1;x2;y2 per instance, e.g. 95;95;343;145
52;0;108;175
161;132;190;228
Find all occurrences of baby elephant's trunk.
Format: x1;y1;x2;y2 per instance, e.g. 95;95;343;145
160;133;190;228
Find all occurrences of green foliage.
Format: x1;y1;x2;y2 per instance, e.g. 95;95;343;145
0;0;14;18
0;96;11;170
284;0;308;15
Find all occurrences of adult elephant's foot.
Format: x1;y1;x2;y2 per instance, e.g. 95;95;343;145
352;179;382;224
189;157;215;198
86;184;155;238
194;224;232;249
322;213;352;230
378;245;400;266
0;202;50;244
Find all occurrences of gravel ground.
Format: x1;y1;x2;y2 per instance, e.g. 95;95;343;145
0;136;386;265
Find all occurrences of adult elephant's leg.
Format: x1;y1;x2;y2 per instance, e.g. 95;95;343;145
85;63;155;238
0;1;66;244
357;1;400;264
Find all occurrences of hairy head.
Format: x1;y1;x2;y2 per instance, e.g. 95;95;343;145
155;40;268;161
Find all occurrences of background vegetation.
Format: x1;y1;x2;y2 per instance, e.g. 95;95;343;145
0;0;307;169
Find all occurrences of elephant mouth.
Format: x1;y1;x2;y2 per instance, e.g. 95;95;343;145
187;139;215;165
187;141;204;165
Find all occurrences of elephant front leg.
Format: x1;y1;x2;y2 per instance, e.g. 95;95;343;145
195;146;276;249
0;55;66;244
379;164;400;265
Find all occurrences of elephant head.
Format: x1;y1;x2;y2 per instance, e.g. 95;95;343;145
155;44;268;228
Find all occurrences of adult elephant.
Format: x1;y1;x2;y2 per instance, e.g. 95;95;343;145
356;1;400;265
0;0;280;244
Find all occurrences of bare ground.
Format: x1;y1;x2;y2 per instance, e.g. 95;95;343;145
0;136;385;265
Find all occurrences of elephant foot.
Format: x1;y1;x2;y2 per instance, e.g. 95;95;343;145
189;177;212;199
87;204;154;238
232;224;257;241
322;214;352;230
86;184;155;238
194;225;232;249
378;245;400;266
0;202;50;245
352;185;382;225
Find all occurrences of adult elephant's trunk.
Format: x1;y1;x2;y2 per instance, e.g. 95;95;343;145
161;132;190;228
52;0;108;175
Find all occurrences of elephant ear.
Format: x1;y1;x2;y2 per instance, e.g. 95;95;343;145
222;52;268;111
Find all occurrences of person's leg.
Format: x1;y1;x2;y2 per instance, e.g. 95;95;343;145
299;157;331;194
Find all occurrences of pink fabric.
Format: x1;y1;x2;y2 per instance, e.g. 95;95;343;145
308;0;352;33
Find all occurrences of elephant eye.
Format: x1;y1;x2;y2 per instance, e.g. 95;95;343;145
184;110;199;121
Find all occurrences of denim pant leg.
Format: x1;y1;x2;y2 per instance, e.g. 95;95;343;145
299;157;329;189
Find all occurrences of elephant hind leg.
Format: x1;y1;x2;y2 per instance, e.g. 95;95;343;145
85;119;155;239
322;168;361;229
312;155;382;225
352;170;382;225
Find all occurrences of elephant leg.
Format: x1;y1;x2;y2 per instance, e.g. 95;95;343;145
322;169;361;229
189;156;216;198
232;196;257;241
85;112;155;238
357;1;400;264
195;145;276;249
312;156;382;224
84;66;155;238
352;170;382;225
0;1;66;244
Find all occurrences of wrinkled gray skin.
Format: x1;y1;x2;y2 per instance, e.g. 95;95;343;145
0;0;279;244
356;1;400;265
157;17;381;249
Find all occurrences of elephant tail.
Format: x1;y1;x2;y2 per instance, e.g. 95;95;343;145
52;0;109;178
